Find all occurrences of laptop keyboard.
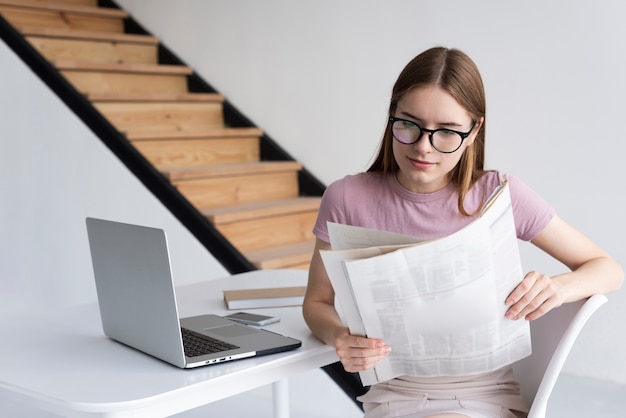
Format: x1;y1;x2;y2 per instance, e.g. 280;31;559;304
181;328;240;358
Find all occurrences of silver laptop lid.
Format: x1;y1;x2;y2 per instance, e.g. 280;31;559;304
86;217;187;367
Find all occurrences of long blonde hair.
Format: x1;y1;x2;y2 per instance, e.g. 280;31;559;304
368;47;487;216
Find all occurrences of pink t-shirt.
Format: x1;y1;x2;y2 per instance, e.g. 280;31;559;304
313;170;554;243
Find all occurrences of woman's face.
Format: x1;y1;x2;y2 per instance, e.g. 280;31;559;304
392;85;481;194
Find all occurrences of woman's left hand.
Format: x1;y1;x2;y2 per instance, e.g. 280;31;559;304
505;270;564;321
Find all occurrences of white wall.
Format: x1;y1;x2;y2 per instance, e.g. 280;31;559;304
0;39;228;316
115;0;626;384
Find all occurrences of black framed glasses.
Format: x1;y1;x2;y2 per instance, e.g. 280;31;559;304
389;116;475;154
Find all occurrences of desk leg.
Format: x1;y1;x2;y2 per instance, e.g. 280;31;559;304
272;379;289;418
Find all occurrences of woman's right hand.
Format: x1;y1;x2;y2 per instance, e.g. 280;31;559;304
334;327;391;372
304;239;392;372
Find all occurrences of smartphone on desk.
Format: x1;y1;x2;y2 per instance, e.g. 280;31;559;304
224;312;280;326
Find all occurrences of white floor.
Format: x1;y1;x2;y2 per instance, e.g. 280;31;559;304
173;369;626;418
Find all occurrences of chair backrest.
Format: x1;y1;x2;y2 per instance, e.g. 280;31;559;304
512;294;608;418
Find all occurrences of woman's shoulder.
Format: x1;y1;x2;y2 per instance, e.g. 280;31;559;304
478;170;555;241
315;172;393;241
478;170;540;200
476;170;508;188
475;170;528;195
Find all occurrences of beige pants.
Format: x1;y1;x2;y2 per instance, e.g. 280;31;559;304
358;366;528;418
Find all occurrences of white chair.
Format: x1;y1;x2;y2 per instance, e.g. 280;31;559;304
512;294;608;418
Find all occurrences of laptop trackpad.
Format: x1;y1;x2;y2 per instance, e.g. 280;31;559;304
205;324;258;338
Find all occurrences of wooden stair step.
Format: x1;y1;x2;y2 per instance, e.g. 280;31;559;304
126;127;262;141
59;61;191;94
202;197;321;225
26;33;158;66
244;240;316;270
54;60;193;75
0;0;128;18
218;209;317;253
171;164;301;208
163;161;302;182
86;92;225;103
94;101;224;133
131;136;260;169
0;3;125;33
18;26;159;44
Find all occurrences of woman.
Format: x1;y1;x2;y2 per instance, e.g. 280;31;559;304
302;47;623;418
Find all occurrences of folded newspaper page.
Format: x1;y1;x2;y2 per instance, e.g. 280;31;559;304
320;182;531;386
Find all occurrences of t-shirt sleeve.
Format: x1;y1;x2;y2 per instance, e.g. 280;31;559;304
505;174;556;241
312;179;347;243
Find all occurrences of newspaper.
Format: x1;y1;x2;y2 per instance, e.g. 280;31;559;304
320;182;531;385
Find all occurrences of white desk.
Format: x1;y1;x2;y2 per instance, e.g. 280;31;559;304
0;269;338;418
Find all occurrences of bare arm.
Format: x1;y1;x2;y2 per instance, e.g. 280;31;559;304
506;214;624;321
302;238;391;372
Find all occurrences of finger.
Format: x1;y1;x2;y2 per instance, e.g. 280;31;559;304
336;334;384;350
338;345;391;372
508;291;545;320
505;271;540;306
506;281;544;320
336;340;391;361
334;334;390;371
506;274;560;320
523;295;559;321
520;286;563;321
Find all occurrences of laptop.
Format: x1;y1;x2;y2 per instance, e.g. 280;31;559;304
85;217;302;369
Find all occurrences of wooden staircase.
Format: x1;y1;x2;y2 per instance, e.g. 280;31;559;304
0;0;321;270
